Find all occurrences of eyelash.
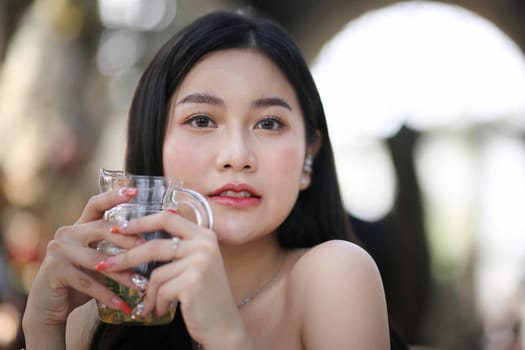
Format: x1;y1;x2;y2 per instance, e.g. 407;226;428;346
183;114;286;130
184;114;216;128
256;116;285;130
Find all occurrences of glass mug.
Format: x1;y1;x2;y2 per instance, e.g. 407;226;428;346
96;169;213;325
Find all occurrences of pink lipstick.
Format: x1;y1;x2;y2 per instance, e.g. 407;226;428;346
208;183;261;208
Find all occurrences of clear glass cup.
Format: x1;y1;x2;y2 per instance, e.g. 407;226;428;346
96;169;213;325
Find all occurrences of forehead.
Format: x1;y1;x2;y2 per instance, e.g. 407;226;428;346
189;48;284;80
173;49;299;105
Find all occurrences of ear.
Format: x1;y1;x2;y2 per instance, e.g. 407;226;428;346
307;130;322;158
300;130;322;191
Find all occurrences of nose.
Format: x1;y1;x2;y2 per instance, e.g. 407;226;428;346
216;128;256;172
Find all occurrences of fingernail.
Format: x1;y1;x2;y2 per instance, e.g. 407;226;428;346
131;302;145;319
131;274;149;290
120;221;129;230
112;297;132;314
110;221;128;234
95;256;116;271
118;187;138;198
171;237;180;250
167;208;178;214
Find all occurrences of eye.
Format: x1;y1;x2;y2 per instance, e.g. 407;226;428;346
256;117;285;130
185;114;217;128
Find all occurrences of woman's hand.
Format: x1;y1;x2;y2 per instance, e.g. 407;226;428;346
22;188;143;348
95;210;252;349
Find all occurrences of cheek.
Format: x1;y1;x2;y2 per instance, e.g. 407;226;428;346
267;144;304;185
263;145;304;227
162;135;205;179
282;148;303;173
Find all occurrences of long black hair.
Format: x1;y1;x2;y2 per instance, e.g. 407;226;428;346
91;9;355;349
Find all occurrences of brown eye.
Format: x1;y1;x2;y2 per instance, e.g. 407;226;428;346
256;117;284;130
185;114;217;128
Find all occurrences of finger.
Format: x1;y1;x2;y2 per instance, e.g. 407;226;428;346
139;259;189;317
76;188;138;224
58;263;132;315
52;242;146;299
49;234;142;273
56;221;145;251
95;236;184;272
103;271;147;291
48;238;107;271
155;280;181;318
49;238;148;291
115;210;211;241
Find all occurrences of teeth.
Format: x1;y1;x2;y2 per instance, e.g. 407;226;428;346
220;190;252;198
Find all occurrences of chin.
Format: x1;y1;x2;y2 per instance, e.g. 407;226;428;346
215;229;252;245
213;223;265;246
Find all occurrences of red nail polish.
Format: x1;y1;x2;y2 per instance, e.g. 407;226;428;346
119;187;138;198
110;221;128;233
95;256;116;271
125;188;138;196
112;297;132;314
167;208;178;214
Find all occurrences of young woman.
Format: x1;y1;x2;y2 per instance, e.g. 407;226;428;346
22;9;390;350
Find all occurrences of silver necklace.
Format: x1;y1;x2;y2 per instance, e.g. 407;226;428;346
195;253;285;349
236;252;284;308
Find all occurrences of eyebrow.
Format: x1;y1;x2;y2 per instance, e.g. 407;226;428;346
177;93;292;111
177;93;224;106
252;97;292;111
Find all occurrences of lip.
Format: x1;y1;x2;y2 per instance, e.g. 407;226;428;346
208;183;262;208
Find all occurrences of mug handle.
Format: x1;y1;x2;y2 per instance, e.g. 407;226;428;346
167;188;213;229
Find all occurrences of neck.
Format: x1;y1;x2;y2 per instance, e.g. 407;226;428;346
220;234;283;307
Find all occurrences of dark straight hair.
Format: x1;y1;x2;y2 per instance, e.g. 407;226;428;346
91;9;355;349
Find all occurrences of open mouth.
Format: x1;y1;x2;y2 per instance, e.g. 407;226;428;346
208;184;262;201
215;190;259;198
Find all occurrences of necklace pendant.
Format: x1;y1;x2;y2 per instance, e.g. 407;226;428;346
238;296;252;307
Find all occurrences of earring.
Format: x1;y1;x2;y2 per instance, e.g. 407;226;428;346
303;154;313;174
300;174;309;186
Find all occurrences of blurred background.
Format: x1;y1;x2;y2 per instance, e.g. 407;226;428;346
1;0;525;349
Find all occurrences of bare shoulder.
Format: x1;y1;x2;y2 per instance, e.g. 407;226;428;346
294;239;376;270
287;240;390;349
290;239;381;287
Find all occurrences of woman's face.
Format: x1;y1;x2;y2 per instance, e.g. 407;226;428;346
163;49;311;244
